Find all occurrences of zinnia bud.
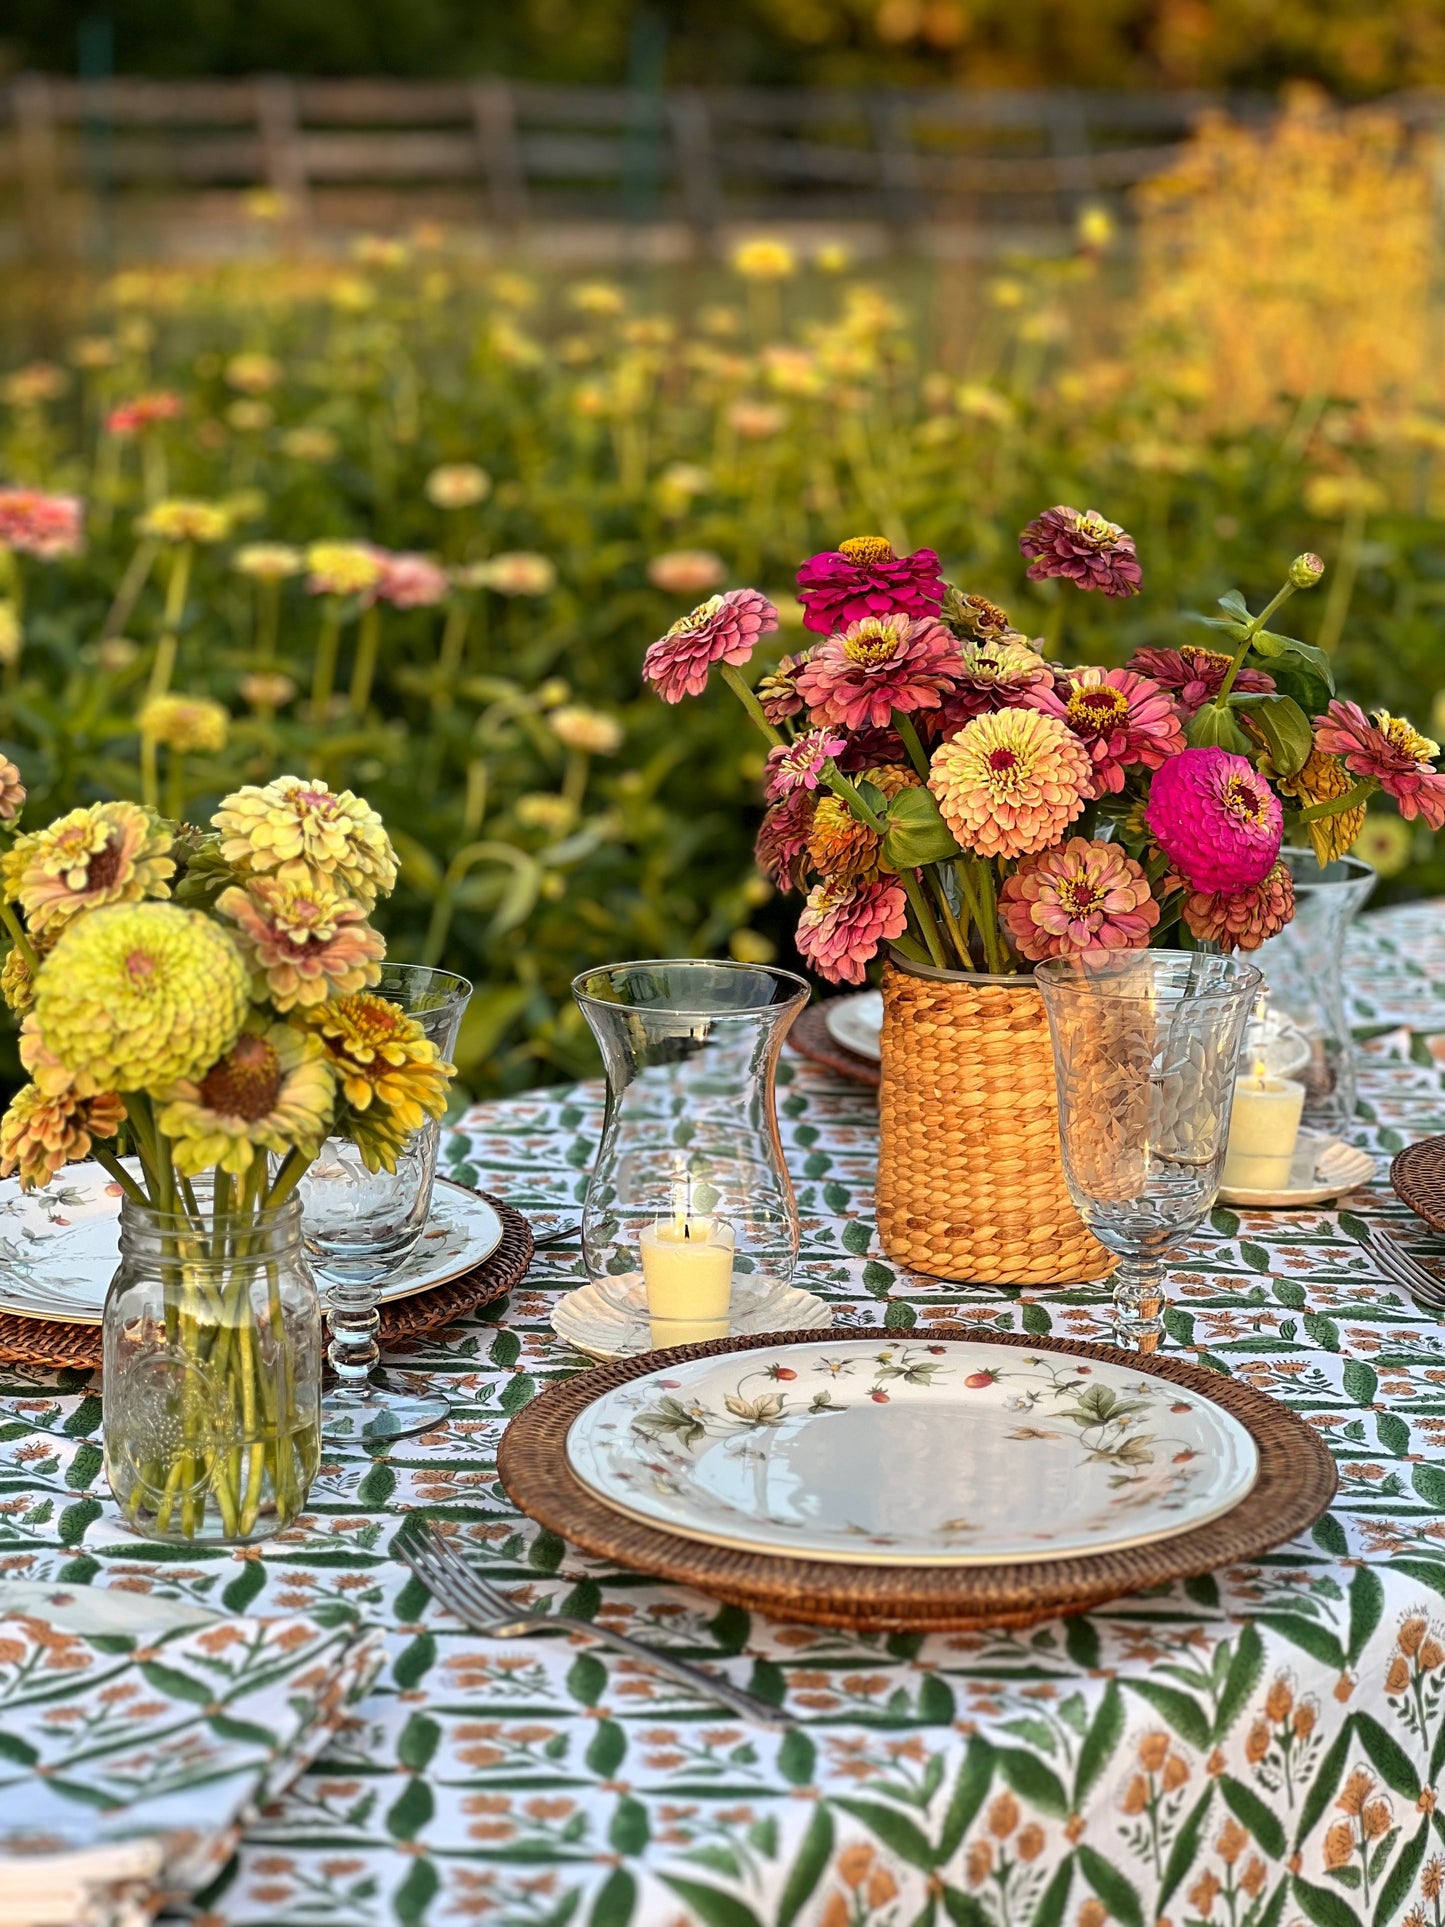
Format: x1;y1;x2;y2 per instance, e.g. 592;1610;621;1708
1289;552;1325;588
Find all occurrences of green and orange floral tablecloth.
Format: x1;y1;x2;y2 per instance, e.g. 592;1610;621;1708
4;901;1445;1927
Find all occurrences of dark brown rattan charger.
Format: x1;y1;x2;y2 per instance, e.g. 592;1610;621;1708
789;1003;880;1089
0;1193;534;1374
499;1325;1337;1632
1392;1136;1445;1235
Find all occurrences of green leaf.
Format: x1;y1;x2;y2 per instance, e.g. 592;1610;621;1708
398;1713;442;1774
1348;1568;1385;1666
1187;701;1251;754
567;1651;608;1708
1355;1712;1421;1799
528;1529;566;1573
392;1632;437;1690
997;1747;1068;1817
221;1559;267;1615
1021;1302;1052;1336
1312;1514;1349;1558
658;1879;761;1927
941;1894;991;1927
61;1395;102;1437
1272;1278;1307;1310
385;1776;434;1841
500;1373;536;1413
392;1857;440;1927
1064;1618;1101;1671
1303;1313;1341;1352
881;785;961;870
589;1869;636;1927
489;1329;522;1369
919;1673;956;1723
1211;1206;1241;1237
777;1728;816;1788
1030;1856;1074;1927
778;1802;834;1927
586;1719;626;1778
63;1441;102;1490
1077;1847;1143;1927
139;1660;216;1706
1377;1412;1411;1458
609;1794;650;1856
1241;693;1314;777
1122;1678;1211;1749
1239;1241;1271;1273
1218;589;1251;621
1343;1359;1378;1407
0;1731;39;1767
356;1461;396;1508
1074;1682;1124;1807
1220;1775;1286;1859
57;1497;101;1546
1292;1875;1365;1927
1159;1787;1215;1913
1374;1815;1430;1927
1412;1463;1445;1509
940;1735;996;1860
1255;1613;1345;1672
834;1798;936;1871
1296;1719;1355;1851
708;1603;750;1653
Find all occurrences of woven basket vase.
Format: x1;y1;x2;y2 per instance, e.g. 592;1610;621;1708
876;955;1111;1285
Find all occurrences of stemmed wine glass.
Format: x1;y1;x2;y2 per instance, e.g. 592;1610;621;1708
1035;950;1261;1353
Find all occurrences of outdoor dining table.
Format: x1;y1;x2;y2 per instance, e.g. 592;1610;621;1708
3;899;1445;1927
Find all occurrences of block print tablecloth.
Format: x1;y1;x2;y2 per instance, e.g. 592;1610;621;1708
3;902;1445;1927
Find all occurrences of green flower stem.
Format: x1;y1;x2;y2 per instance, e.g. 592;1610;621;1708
0;899;37;975
436;602;470;686
562;749;590;812
1215;572;1301;705
89;1143;147;1208
926;868;971;970
164;747;187;822
257;578;281;662
1298;778;1375;821
1317;505;1365;658
952;857;1006;975
139;732;160;810
348;603;382;716
893;711;932;781
901;869;947;969
309;599;343;717
144;543;193;704
102;538;157;641
719;663;784;747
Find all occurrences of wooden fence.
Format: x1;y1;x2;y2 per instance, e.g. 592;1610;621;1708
0;74;1293;251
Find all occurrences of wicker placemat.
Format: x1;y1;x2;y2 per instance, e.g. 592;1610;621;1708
0;1193;534;1374
1392;1135;1445;1236
498;1325;1337;1633
789;1003;880;1089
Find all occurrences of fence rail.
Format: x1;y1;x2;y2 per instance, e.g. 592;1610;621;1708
1;74;1436;247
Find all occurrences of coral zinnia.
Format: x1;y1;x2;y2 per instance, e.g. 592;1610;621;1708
754;790;816;891
1124;647;1275;717
1173;862;1295;952
0;489;84;560
643;588;778;703
299;992;452;1173
1026;666;1183;795
3;801;174;936
795;878;908;985
0;756;25;826
213;776;398;907
217;875;385;1010
999;838;1160;962
34;903;249;1092
1313;701;1445;829
764;727;846;801
158;1023;336;1178
795;537;945;635
1145;748;1282;891
807;794;885;881
1018;506;1142;597
0;1082;125;1191
796;613;960;729
928;709;1091;860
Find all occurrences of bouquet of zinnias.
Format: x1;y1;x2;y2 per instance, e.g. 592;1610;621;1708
0;770;454;1540
645;511;1445;980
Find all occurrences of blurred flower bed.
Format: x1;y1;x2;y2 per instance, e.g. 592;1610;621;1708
0;93;1440;1096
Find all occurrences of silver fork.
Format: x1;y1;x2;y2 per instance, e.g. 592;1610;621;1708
397;1523;792;1727
1358;1222;1445;1311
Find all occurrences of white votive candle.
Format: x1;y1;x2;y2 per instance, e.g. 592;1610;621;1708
1222;1074;1306;1192
639;1217;735;1347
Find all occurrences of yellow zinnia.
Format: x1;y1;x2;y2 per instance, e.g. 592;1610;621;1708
212;775;397;906
2;800;174;936
299;992;452;1174
158;1022;335;1178
137;693;230;756
137;498;233;545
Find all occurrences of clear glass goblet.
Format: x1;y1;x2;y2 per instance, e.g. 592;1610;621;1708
299;963;471;1444
1036;950;1261;1353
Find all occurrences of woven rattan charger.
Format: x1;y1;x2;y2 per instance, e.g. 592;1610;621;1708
1392;1136;1445;1235
0;1192;534;1373
499;1325;1337;1633
788;1003;880;1089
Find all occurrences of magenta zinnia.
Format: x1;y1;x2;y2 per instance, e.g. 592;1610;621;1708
764;727;846;801
928;708;1091;860
795;537;945;635
795;613;960;730
1145;747;1282;891
1124;646;1274;716
795;878;907;985
999;838;1160;962
1313;701;1445;829
643;588;778;702
1025;666;1183;795
1018;506;1141;597
1172;863;1295;953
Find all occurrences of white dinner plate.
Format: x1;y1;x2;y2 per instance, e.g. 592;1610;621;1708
552;1274;833;1361
823;990;883;1061
565;1337;1259;1566
1217;1130;1377;1208
0;1170;502;1327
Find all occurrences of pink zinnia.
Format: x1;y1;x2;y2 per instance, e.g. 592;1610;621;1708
764;727;846;802
643;588;777;703
999;838;1160;962
928;708;1091;861
1025;666;1183;796
1172;863;1295;953
795;613;960;730
795;877;908;985
836;724;909;772
371;549;449;609
0;488;83;561
923;634;1055;739
106;392;183;436
1145;747;1282;891
1125;646;1275;717
1313;700;1445;829
1018;505;1141;597
795;536;944;636
755;790;816;891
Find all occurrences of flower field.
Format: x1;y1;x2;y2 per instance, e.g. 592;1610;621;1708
0;95;1441;1095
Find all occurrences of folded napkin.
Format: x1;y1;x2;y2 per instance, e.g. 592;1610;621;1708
0;1581;385;1927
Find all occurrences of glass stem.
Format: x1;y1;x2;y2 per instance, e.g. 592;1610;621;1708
1111;1255;1167;1355
327;1280;381;1395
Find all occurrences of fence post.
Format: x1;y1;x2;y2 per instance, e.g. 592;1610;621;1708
469;80;528;230
255;75;311;225
668;89;720;242
1045;88;1096;223
869;92;920;237
13;73;62;261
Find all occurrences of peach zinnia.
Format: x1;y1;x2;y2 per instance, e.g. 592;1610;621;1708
999;838;1159;961
217;876;385;1010
928;709;1091;860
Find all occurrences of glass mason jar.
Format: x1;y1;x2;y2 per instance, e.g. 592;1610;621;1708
103;1190;322;1545
572;961;809;1308
1247;849;1376;1127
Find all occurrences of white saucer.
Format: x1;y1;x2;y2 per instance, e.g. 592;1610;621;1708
823;990;883;1061
1218;1131;1377;1208
552;1273;833;1361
